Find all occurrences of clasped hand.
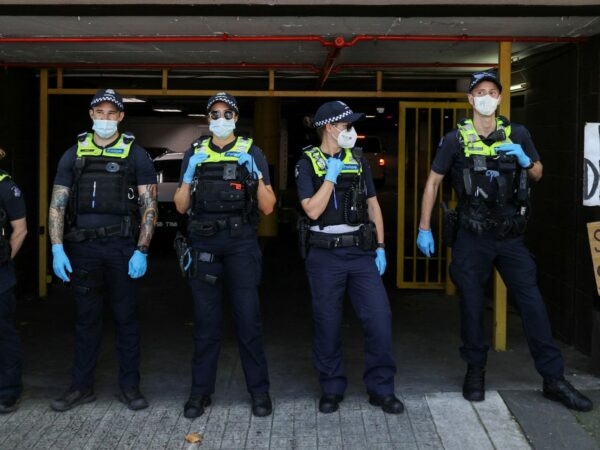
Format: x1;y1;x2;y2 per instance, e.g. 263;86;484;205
496;143;531;168
325;158;344;184
183;152;209;184
237;152;262;179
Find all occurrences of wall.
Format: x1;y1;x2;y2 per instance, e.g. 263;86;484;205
515;36;600;354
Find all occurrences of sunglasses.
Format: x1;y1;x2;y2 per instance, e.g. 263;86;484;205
209;110;235;120
333;123;353;132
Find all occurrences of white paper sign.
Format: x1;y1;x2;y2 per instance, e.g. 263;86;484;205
584;123;600;206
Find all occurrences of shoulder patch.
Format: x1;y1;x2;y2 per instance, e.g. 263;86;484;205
11;185;21;198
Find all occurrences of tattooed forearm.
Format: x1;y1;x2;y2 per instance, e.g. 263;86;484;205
48;185;71;245
138;184;157;247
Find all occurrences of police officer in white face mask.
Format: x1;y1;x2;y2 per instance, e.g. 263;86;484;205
294;100;403;415
416;71;593;412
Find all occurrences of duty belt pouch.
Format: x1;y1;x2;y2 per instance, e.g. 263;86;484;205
441;202;458;247
360;222;377;251
296;216;310;259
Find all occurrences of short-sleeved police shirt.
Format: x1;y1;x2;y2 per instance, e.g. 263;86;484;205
53;134;156;229
431;121;540;177
0;173;26;289
295;148;377;203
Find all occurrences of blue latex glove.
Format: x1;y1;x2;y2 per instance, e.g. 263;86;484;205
52;243;73;282
183;152;209;184
237;152;263;179
416;228;435;257
325;158;344;184
375;248;387;275
128;250;148;279
496;143;531;168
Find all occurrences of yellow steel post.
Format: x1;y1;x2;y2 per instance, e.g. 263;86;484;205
492;41;513;351
38;69;49;298
253;97;279;237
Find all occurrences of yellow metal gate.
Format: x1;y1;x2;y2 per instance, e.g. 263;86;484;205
396;101;471;289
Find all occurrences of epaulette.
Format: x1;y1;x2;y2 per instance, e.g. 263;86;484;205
122;131;135;144
497;115;511;126
302;144;314;152
77;131;89;142
192;135;211;148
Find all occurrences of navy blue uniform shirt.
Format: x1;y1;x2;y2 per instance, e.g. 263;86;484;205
53;134;156;229
295;148;377;203
431;122;540;176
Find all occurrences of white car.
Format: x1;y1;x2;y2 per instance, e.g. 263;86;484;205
153;151;186;233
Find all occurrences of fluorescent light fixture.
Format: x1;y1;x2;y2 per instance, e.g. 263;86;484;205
152;107;182;113
376;107;385;114
510;82;529;92
365;115;376;119
187;113;206;118
122;97;146;103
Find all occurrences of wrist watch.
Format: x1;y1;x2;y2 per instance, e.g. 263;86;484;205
136;245;149;254
377;242;385;249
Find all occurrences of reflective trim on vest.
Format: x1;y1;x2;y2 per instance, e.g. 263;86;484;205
458;117;512;157
76;132;134;159
303;147;362;177
192;136;253;162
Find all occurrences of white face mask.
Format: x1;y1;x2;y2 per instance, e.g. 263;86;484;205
334;126;358;148
92;119;119;139
473;95;499;117
209;118;236;139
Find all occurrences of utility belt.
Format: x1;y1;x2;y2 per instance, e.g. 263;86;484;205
64;217;133;243
308;222;376;251
459;208;528;239
187;216;244;237
173;231;221;284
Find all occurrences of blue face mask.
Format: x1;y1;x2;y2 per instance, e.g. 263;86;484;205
209;118;236;139
92;119;119;139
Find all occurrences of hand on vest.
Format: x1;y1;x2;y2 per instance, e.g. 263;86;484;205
375;248;387;275
416;228;435;257
325;158;344;184
128;249;148;279
51;244;73;283
183;152;209;184
496;143;532;168
237;153;263;179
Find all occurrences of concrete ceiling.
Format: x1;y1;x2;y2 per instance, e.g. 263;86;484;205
0;3;599;117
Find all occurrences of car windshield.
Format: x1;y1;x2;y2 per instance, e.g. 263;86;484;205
356;137;382;153
154;159;181;183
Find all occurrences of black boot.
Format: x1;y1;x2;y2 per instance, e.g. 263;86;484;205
543;378;593;412
462;364;485;402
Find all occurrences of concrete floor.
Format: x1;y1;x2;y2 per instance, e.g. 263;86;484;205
3;229;600;449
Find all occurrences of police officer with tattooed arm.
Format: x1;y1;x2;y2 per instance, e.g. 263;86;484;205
416;71;592;412
295;101;403;415
48;89;158;412
0;148;27;414
174;92;276;419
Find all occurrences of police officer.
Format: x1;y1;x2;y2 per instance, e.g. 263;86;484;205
49;88;158;412
0;148;27;414
416;71;592;412
173;92;276;419
294;100;403;415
